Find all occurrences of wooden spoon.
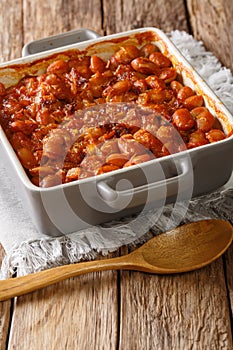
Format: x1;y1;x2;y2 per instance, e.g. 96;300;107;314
0;219;232;301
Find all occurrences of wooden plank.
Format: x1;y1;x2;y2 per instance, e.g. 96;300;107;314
225;245;233;317
187;0;233;71
0;1;23;347
0;0;23;61
0;244;11;349
8;271;118;349
4;1;118;349
103;0;189;35
1;1;233;350
22;0;104;44
119;258;233;349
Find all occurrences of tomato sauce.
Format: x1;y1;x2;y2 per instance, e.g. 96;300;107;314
0;43;227;187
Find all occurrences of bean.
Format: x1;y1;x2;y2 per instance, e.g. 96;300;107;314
133;129;160;151
81;155;105;174
65;167;81;182
149;52;172;68
172;108;195;131
183;95;204;110
90;55;106;73
98;164;120;174
46;60;69;74
138;89;166;105
190;107;215;132
128;153;153;165
43;130;71;159
141;113;160;134
17;147;37;169
177;86;195;101
170;80;183;95
106;153;129;167
156;125;180;144
112;45;139;64
131;57;159;75
140;43;159;57
40;172;64;188
29;165;55;177
159;68;177;83
43;74;71;101
188;130;208;148
206;129;226;142
162;140;187;155
132;79;148;94
101;140;120;155
110;80;131;95
118;134;145;156
145;76;166;90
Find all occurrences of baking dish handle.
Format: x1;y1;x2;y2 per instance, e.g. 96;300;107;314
96;157;193;210
22;28;101;56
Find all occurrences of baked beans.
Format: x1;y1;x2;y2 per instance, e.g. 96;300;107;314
0;43;227;187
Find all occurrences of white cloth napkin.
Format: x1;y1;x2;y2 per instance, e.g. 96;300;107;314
1;30;233;277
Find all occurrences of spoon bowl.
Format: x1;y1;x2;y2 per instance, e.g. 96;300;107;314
0;219;232;301
137;219;233;273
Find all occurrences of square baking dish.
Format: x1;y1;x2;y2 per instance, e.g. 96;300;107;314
0;27;233;236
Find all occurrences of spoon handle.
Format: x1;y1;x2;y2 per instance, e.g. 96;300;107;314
0;255;138;301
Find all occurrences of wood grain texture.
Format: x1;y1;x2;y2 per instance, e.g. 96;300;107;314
8;271;118;350
225;244;233;317
22;0;104;44
0;0;23;61
1;2;117;349
119;259;233;350
0;244;11;349
0;0;233;349
187;0;233;71
0;1;21;347
0;219;232;301
103;0;189;35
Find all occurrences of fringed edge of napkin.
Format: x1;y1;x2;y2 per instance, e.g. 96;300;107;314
2;187;233;278
0;210;164;278
1;30;233;278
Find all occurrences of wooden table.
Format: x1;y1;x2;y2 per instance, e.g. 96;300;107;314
0;1;233;349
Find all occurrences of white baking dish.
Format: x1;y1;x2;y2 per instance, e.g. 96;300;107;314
0;27;233;236
22;28;101;56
